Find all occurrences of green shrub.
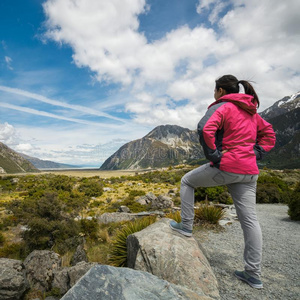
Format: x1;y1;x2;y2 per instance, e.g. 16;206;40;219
108;216;156;267
288;182;300;221
195;186;231;203
194;202;225;224
80;218;99;240
0;242;27;260
0;232;5;246
78;179;103;197
256;174;291;204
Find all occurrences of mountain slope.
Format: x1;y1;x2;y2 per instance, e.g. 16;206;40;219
259;92;300;169
19;154;79;169
0;142;39;174
100;125;203;170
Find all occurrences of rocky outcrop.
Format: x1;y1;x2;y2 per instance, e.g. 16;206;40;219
136;192;174;209
0;258;28;300
70;244;88;266
23;250;61;293
151;195;174;209
61;264;212;300
127;218;220;299
52;262;95;295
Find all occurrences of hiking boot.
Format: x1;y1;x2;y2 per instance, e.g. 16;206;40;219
234;270;263;289
169;220;192;237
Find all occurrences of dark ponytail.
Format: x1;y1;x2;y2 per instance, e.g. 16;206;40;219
215;75;260;107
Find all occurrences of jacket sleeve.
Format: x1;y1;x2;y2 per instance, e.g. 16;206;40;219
197;104;225;163
254;114;276;160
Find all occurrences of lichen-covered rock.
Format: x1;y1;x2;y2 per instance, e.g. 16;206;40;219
151;195;174;209
0;258;28;300
61;265;212;300
23;250;61;293
70;244;88;266
136;192;157;205
127;218;220;299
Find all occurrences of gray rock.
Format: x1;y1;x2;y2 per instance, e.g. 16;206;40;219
70;244;88;266
118;205;131;213
61;264;212;300
97;212;137;224
127;218;220;299
151;195;174;209
52;262;95;295
45;297;59;300
23;250;61;293
136;192;157;205
0;258;28;300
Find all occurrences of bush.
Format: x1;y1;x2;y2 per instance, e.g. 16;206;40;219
78;179;103;197
0;242;27;259
0;232;5;246
194;202;225;224
256;174;291;204
108;216;156;267
195;186;232;204
80;218;99;240
288;182;300;221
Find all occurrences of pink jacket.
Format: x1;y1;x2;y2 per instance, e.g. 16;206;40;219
197;93;276;174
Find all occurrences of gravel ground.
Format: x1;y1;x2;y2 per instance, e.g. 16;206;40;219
195;204;300;300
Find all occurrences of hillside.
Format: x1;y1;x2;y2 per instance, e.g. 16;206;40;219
100;125;203;170
259;92;300;169
19;153;79;169
0;142;39;174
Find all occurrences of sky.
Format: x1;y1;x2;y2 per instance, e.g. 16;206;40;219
0;0;299;167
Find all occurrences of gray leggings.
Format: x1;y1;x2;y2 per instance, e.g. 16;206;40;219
180;163;262;278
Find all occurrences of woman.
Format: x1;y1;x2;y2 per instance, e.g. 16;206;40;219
170;74;276;289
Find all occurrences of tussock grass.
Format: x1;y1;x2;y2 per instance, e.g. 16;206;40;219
194;202;225;224
108;216;157;267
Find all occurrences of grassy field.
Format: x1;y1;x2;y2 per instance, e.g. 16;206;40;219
0;169;142;178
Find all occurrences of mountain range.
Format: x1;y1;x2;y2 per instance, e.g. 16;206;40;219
100;91;300;170
0;92;299;173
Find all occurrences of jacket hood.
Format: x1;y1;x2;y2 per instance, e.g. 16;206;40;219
209;93;257;115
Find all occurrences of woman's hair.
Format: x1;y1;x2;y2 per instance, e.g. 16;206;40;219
215;74;260;107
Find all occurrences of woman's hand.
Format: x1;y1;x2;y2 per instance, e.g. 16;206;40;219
221;150;228;154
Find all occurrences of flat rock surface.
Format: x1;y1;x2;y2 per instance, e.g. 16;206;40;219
195;204;300;300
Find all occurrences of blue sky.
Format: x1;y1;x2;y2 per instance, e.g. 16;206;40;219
0;0;299;166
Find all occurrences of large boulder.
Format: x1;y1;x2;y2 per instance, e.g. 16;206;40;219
23;250;61;293
0;258;28;300
61;264;212;300
52;262;95;295
127;218;220;300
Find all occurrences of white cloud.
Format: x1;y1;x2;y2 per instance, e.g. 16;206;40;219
0;122;18;145
42;0;300;127
15;143;33;152
4;56;13;70
0;85;125;123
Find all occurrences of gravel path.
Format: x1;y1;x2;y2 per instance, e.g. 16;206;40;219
195;204;300;300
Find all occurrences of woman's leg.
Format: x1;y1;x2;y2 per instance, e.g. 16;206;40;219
180;163;239;231
227;178;262;279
